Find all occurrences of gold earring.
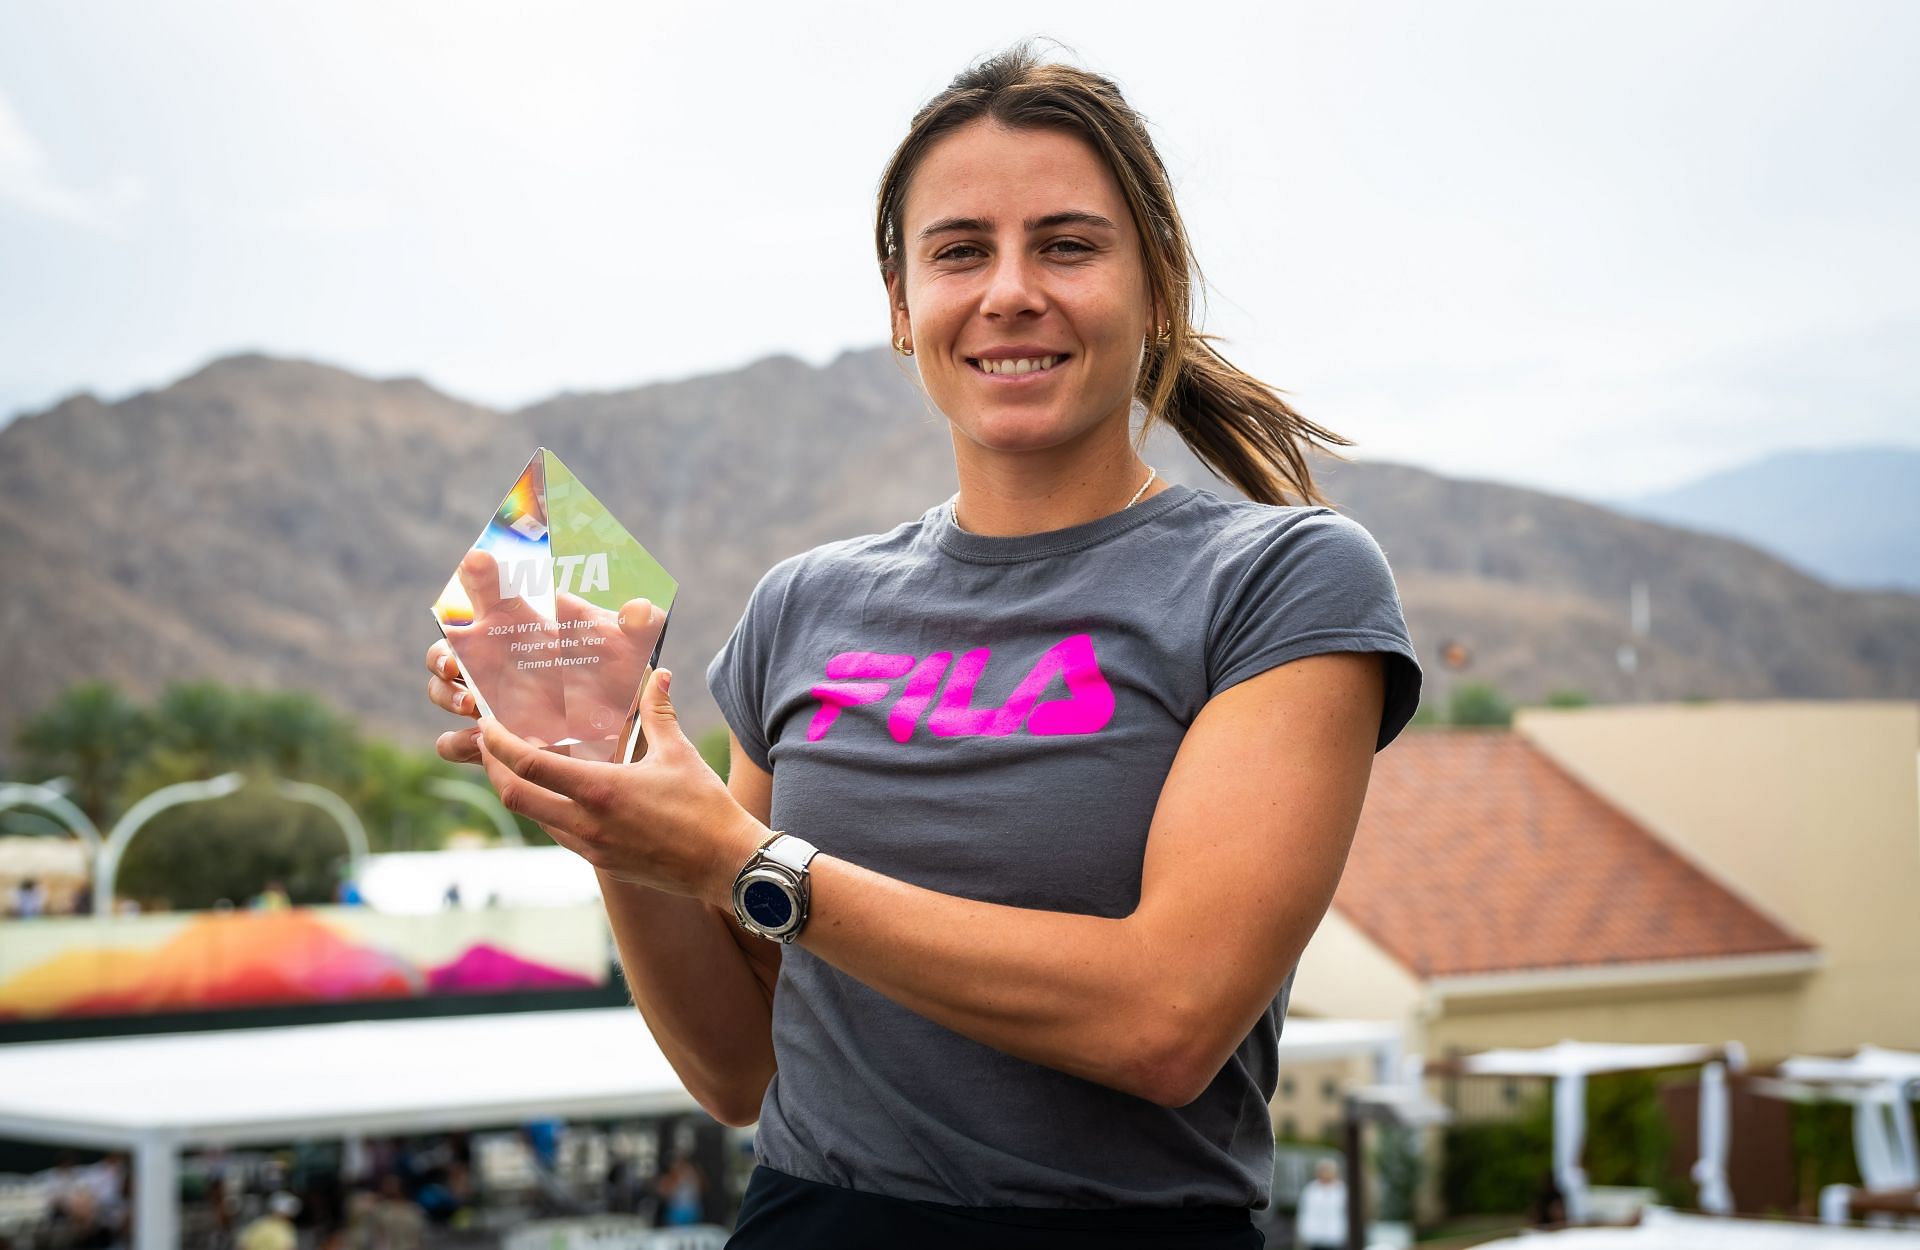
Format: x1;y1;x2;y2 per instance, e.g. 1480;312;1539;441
1156;320;1172;343
894;334;914;357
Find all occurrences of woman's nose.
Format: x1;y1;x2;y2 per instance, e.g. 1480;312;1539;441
978;248;1047;319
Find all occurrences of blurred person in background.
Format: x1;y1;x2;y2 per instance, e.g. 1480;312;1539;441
1295;1159;1347;1250
11;877;46;919
236;1191;300;1250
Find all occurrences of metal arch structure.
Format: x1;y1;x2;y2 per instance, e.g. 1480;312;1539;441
94;774;247;909
0;782;105;859
93;775;373;908
426;777;524;846
272;779;372;879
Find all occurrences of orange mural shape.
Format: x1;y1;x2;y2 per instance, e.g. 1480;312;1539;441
0;911;421;1020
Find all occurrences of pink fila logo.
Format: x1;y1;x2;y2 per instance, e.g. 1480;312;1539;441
808;633;1115;742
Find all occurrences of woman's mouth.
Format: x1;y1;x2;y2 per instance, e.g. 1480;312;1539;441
967;354;1068;378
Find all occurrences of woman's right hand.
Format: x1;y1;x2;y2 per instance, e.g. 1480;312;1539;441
427;637;484;763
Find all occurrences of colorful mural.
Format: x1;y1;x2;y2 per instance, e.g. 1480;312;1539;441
0;904;607;1020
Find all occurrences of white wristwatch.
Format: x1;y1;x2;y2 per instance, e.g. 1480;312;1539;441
731;832;819;944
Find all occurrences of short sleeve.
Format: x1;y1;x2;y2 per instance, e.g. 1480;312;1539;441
704;555;802;775
1207;508;1423;752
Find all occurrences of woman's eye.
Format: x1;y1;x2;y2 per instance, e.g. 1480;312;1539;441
935;244;983;262
1046;239;1093;255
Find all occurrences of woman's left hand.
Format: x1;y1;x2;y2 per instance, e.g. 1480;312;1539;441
474;666;769;907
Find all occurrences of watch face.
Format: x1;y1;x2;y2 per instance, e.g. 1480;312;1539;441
742;878;795;931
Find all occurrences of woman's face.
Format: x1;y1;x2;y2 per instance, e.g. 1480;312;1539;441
889;120;1159;458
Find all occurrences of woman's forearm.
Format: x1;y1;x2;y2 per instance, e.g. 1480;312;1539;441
596;869;777;1126
778;854;1192;1106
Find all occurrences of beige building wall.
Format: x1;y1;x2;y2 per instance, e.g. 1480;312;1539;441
1268;1054;1371;1144
1426;977;1809;1062
1290;908;1424;1024
1515;700;1920;1054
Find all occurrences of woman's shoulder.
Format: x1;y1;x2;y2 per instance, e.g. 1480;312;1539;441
1171;485;1385;571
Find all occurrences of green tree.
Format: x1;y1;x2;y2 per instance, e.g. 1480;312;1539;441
1584;1069;1688;1206
346;739;469;853
16;678;509;907
118;785;350;909
13;680;151;824
1545;689;1591;709
1373;1122;1425;1223
1448;682;1513;726
1443;1091;1553;1215
696;726;733;782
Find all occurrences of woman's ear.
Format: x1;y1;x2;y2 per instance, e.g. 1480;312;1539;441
885;272;910;345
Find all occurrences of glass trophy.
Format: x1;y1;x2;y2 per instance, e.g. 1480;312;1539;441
430;448;676;763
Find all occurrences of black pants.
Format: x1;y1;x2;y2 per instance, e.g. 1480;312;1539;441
726;1165;1265;1250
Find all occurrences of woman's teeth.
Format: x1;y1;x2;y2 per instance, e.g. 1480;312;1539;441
971;355;1064;376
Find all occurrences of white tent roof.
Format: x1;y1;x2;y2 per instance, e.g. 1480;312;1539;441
1457;1040;1727;1078
0;1008;698;1150
1779;1047;1920;1089
1273;1017;1402;1064
1476;1206;1920;1247
356;846;603;914
0;1009;1408;1150
0;1007;1412;1249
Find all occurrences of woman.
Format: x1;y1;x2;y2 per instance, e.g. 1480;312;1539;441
425;42;1420;1249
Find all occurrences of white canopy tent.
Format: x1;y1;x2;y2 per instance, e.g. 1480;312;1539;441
0;1008;700;1248
1475;1204;1920;1248
355;846;603;913
1450;1040;1747;1223
0;1007;1411;1247
1759;1047;1920;1225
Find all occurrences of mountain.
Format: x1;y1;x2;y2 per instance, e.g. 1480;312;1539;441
1;349;1915;770
1611;447;1920;592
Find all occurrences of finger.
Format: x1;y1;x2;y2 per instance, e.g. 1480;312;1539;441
616;598;661;638
437;727;483;764
428;673;478;719
635;667;685;757
427;639;458;680
456;548;500;616
478;716;615;812
477;729;591;832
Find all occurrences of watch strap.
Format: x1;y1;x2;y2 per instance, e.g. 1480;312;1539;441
761;833;818;875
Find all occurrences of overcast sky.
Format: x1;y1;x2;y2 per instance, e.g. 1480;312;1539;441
3;1;1914;499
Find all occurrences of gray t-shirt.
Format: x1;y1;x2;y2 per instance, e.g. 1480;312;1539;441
705;482;1421;1209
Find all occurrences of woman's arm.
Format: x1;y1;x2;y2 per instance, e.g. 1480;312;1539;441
597;731;780;1127
787;651;1385;1108
478;653;1383;1111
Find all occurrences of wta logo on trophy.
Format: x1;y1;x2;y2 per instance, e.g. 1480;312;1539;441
496;551;614;600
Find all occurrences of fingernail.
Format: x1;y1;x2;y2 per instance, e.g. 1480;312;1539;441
454;691;470;712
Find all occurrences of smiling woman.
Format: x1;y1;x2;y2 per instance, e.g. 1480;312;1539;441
426;37;1422;1250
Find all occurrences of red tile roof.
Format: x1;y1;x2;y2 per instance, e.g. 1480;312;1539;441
1334;729;1815;978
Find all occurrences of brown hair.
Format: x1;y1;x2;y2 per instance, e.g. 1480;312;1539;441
874;40;1351;507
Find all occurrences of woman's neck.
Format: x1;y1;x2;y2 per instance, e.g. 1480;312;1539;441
947;455;1167;538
